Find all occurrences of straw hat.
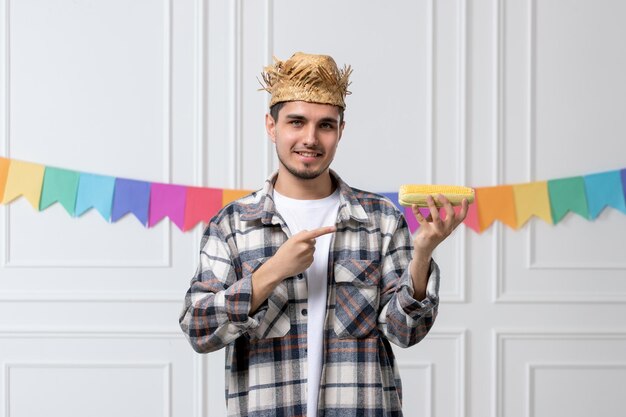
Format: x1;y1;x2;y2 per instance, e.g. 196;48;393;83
259;52;352;109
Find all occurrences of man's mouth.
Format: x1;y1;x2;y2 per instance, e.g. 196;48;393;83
294;150;322;158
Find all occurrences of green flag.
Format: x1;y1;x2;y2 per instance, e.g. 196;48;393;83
40;167;80;215
547;176;590;224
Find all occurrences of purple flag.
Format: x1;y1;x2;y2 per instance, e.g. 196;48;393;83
621;169;626;201
111;178;151;226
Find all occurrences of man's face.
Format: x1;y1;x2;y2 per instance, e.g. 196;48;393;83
265;101;344;181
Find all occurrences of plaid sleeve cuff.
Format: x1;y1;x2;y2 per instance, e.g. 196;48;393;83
223;276;267;330
396;258;440;319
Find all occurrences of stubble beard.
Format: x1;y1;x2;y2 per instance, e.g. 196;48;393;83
276;151;332;180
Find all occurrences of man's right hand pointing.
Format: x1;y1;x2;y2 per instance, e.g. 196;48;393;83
267;226;337;280
250;225;336;313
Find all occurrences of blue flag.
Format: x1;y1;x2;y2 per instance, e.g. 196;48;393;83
75;173;116;220
583;170;626;219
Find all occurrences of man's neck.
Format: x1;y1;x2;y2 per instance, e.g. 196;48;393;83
273;169;335;200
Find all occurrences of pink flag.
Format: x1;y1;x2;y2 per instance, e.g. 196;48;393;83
149;183;187;230
463;197;481;233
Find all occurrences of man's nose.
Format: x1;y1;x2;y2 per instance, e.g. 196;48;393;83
302;126;318;146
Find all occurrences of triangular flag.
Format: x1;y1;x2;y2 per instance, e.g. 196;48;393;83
512;181;553;227
111;178;151;226
402;206;432;234
39;167;80;215
222;189;252;207
183;186;223;231
0;157;9;201
475;186;518;230
381;192;431;234
1;160;46;209
463;196;481;233
148;183;187;230
75;173;116;220
403;206;419;233
621;169;626;201
547;177;589;223
583;170;626;219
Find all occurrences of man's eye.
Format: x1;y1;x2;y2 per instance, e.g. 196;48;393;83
320;123;334;129
290;120;303;126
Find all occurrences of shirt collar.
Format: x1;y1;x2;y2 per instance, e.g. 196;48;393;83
239;170;369;225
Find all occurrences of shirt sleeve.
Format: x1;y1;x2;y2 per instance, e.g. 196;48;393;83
178;221;270;353
376;214;440;348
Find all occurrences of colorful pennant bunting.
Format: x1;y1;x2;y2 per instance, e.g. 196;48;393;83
0;157;625;234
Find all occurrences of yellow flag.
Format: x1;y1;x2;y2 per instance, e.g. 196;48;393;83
2;160;46;209
512;181;553;226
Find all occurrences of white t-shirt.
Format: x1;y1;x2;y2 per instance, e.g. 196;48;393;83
273;188;340;417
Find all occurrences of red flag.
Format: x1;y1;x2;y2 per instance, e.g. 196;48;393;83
184;187;223;231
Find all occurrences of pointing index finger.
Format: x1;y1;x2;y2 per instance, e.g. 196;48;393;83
305;225;337;239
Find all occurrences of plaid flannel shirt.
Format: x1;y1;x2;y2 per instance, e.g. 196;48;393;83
179;170;440;417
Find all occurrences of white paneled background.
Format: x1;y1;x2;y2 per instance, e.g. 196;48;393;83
1;0;625;416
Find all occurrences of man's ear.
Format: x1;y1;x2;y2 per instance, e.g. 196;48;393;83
265;113;277;143
338;120;345;143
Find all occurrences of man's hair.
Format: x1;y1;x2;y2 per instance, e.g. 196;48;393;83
269;102;345;124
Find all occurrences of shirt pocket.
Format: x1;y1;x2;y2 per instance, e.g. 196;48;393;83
241;257;291;339
333;258;382;339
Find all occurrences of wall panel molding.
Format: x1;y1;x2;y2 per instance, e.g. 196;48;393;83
526;362;626;417
411;328;467;417
263;0;274;179
399;363;433;417
432;0;469;304
4;361;172;417
493;330;626;417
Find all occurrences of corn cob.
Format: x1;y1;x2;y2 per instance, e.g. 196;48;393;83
398;184;475;207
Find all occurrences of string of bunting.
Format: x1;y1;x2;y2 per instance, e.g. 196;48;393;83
1;157;625;233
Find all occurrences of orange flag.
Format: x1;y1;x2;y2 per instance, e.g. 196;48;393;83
476;185;518;230
0;157;9;201
1;160;46;209
222;189;252;207
512;181;553;227
183;187;223;231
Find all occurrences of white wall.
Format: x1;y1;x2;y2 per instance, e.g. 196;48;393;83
1;1;625;416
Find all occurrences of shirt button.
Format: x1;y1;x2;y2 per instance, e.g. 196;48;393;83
301;308;308;316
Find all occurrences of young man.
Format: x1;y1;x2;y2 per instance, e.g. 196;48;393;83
179;52;468;417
